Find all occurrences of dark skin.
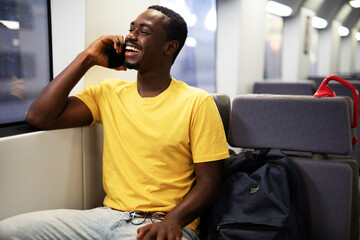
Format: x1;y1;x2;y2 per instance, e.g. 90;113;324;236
25;9;223;240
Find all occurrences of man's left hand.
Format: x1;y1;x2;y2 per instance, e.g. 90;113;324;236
136;221;182;240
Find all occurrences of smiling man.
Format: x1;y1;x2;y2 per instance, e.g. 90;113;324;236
0;5;229;240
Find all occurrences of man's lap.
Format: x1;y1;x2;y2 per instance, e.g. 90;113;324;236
0;207;198;240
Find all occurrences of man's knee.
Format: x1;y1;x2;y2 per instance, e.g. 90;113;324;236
0;212;52;239
0;216;25;240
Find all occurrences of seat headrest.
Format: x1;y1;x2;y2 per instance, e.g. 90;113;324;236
328;81;360;100
253;80;316;95
228;94;354;155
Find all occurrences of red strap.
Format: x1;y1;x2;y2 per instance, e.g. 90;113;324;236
314;75;359;146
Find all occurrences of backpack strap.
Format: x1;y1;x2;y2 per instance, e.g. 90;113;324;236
244;148;270;161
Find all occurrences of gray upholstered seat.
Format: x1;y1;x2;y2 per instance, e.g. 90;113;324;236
227;94;359;240
212;94;231;137
228;95;353;154
252;80;316;95
327;81;360;169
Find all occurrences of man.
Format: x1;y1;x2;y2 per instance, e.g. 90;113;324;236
0;5;229;240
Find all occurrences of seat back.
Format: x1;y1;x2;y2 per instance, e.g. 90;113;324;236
252;80;316;95
328;81;360;167
212;93;231;137
228;95;353;154
227;94;359;240
308;75;330;88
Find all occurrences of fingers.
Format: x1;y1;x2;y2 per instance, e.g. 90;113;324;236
99;35;124;52
92;35;126;71
112;35;124;54
137;224;151;240
137;224;159;240
136;222;183;240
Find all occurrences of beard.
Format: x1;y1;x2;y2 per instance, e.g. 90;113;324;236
123;61;140;70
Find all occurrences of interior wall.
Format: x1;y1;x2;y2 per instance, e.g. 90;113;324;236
82;125;105;209
318;20;341;75
236;0;267;94
356;42;360;72
51;0;85;95
0;128;84;220
330;21;342;75
216;0;241;99
282;7;314;81
338;29;358;74
217;0;266;98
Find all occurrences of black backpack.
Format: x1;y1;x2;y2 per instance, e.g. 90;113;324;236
201;148;311;240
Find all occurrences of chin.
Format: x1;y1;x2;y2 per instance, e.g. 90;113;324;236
124;61;140;70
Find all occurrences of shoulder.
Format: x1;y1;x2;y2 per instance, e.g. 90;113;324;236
75;78;134;100
172;79;212;104
85;78;134;96
99;78;133;89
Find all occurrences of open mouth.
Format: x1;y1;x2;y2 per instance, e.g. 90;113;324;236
124;44;141;58
125;45;140;53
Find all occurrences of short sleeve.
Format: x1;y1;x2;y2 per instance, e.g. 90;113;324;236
73;85;102;125
190;95;230;163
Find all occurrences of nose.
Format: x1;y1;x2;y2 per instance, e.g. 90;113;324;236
126;31;137;42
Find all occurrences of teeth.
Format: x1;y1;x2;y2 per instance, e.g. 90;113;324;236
126;46;140;52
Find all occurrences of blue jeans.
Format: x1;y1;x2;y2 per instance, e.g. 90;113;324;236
0;207;199;240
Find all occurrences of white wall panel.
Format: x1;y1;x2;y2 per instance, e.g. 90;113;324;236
82;124;105;209
0;129;83;220
51;0;86;95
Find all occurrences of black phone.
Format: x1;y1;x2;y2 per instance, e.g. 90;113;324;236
107;45;125;68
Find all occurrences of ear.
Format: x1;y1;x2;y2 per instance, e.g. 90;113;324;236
164;40;179;57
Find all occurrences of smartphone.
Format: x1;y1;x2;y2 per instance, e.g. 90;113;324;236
107;45;125;68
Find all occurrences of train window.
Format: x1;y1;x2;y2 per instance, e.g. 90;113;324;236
0;0;52;137
264;13;283;80
160;0;217;93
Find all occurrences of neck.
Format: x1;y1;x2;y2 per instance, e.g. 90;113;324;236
136;71;172;98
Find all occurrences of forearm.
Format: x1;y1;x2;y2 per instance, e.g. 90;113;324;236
166;180;220;228
25;51;95;128
164;161;223;228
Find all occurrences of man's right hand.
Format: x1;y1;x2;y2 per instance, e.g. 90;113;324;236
85;35;127;71
26;35;126;130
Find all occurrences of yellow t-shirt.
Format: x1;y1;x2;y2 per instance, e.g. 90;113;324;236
74;78;229;231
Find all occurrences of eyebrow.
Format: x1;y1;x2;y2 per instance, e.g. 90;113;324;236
130;21;153;31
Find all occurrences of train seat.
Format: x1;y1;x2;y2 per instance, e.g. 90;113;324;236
253;78;360;173
326;80;360;169
227;94;359;240
252;80;316;95
211;93;231;137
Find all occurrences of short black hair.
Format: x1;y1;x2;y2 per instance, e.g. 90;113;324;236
148;5;188;63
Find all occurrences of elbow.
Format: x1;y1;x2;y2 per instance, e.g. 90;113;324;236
25;109;49;129
25;109;41;129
